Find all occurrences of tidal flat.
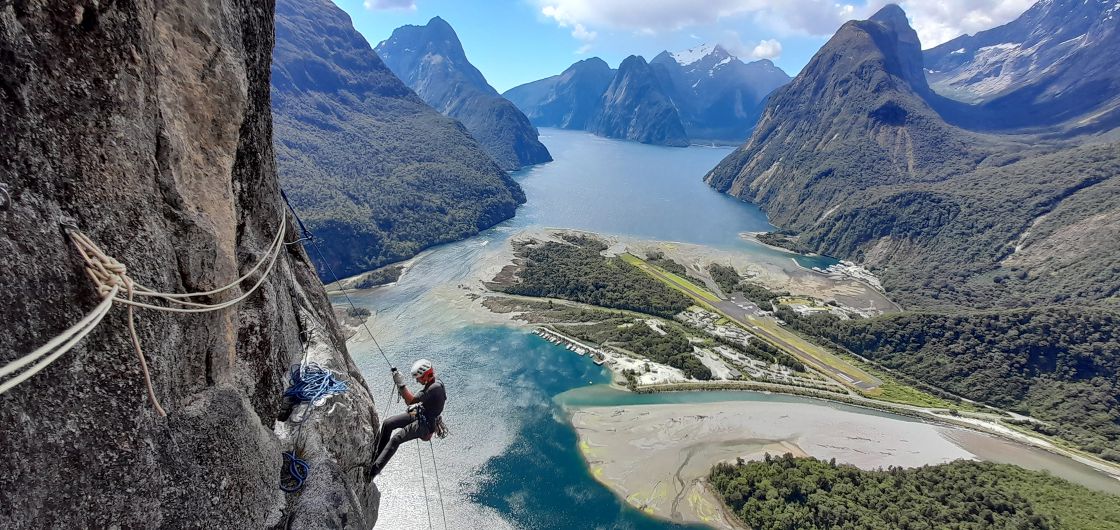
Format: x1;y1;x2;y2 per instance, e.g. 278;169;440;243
569;399;1120;528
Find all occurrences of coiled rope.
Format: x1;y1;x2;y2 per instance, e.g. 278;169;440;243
280;450;310;493
0;208;287;416
284;362;349;404
282;195;448;524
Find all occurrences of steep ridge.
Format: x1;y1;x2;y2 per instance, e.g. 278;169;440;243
650;45;791;140
707;5;993;235
503;57;615;130
504;47;791;144
926;0;1120;131
1;1;378;528
705;3;1120;453
589;55;689;146
375;17;551;170
272;0;525;280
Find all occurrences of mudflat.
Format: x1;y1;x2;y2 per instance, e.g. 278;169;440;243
570;401;974;529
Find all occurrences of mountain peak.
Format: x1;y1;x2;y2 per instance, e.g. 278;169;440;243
619;55;649;69
425;15;455;33
669;43;732;66
870;4;908;24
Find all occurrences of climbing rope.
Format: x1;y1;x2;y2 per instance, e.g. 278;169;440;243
0;284;119;396
429;441;449;530
285;362;349;404
67;210;286;313
416;440;434;530
280;450;310;493
280;193;394;371
280;194;449;520
0;208;288;416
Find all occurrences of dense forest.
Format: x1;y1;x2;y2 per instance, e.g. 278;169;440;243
709;454;1120;530
271;0;525;280
500;236;692;318
775;306;1120;458
556;319;712;380
708;263;790;310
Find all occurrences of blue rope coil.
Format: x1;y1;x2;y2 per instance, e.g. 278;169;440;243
284;362;349;404
281;450;310;493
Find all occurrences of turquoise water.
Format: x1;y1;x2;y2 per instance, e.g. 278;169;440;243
347;130;1115;529
355;130;760;529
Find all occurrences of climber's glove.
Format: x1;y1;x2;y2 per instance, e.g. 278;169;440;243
391;367;406;388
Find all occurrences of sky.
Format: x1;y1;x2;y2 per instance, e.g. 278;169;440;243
335;0;1037;93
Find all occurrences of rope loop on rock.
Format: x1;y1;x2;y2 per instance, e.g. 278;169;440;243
0;207;288;416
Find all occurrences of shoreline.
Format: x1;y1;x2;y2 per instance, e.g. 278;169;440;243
566;397;1120;529
471;229;1120;485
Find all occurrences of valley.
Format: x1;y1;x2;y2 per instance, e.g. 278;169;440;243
342;129;1120;529
5;1;1118;528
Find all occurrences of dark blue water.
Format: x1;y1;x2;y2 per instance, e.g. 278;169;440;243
354;130;841;529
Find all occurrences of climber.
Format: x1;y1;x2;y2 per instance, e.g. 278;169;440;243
367;358;447;480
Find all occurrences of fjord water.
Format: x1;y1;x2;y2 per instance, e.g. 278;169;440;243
352;129;741;529
346;129;1115;529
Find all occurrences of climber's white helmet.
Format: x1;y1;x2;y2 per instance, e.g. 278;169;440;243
411;358;435;383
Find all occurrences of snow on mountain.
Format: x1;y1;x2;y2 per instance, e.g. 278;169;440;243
670;44;717;66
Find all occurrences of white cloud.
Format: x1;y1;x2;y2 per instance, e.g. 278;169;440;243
536;0;859;37
536;0;1038;52
894;0;1035;47
751;38;783;59
364;0;417;10
571;23;597;42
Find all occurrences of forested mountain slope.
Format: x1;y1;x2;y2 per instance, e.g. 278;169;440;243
589;55;689;147
706;3;1120;455
375;17;551;170
272;0;525;280
706;4;1119;310
503;57;615;130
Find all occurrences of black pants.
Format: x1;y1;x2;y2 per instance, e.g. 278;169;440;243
372;413;432;470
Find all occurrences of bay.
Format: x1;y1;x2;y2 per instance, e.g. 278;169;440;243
346;129;1117;529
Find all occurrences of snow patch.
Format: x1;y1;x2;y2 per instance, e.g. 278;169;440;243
671;43;716;66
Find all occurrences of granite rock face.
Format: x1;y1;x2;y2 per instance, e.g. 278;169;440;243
0;1;378;528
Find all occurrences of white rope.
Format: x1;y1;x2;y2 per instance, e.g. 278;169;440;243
0;209;288;414
68;211;286;313
0;285;119;395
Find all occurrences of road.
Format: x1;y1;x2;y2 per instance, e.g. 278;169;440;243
634;259;881;392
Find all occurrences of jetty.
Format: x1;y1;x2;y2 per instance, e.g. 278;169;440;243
533;328;608;365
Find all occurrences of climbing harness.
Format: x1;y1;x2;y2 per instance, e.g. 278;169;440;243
280;194;450;521
0;207;289;417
